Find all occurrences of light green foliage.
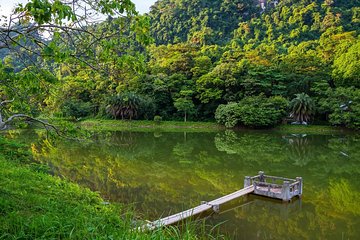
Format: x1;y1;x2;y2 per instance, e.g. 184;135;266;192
319;87;360;129
149;0;257;45
232;0;359;46
0;61;54;117
333;40;360;87
196;73;224;104
191;56;212;78
148;43;197;76
215;95;288;128
153;115;162;124
174;90;196;122
18;0;76;25
289;93;316;123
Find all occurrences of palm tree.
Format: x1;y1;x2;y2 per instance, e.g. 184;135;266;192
289;93;316;123
106;92;143;120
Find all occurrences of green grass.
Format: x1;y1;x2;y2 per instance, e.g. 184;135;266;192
77;119;349;135
273;124;350;134
79;119;223;132
0;137;225;239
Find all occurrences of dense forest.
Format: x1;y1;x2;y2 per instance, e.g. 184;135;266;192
1;0;360;129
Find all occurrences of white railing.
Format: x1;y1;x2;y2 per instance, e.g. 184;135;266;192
244;171;303;201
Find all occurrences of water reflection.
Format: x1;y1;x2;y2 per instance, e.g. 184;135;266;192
9;129;360;239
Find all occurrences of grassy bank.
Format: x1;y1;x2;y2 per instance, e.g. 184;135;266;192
77;119;349;134
79;119;223;132
0;137;223;239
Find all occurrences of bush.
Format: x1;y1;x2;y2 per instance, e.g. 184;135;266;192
215;102;242;128
60;99;94;118
154;115;162;124
319;87;360;129
215;95;288;128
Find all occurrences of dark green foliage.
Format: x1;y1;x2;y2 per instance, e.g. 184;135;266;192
60;100;94;118
319;87;360;129
215;102;242;128
289;93;316;123
215;95;288;128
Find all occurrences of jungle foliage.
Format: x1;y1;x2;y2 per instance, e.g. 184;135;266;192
215;95;288;128
1;0;360;128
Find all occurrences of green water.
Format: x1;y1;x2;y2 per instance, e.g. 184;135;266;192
12;129;360;239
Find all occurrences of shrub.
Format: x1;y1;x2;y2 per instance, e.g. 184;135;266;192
154;115;162;124
60;99;94;118
319;87;360;129
215;95;288;128
215;102;242;128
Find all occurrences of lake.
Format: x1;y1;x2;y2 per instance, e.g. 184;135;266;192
10;129;360;239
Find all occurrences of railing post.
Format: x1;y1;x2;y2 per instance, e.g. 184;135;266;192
296;177;303;197
281;181;291;202
244;176;251;188
258;171;265;182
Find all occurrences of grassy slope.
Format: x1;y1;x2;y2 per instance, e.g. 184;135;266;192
0;138;218;239
78;119;348;134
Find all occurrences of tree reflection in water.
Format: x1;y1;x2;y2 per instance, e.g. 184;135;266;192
8;129;360;239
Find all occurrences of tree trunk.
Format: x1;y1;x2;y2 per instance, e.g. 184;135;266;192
184;111;187;122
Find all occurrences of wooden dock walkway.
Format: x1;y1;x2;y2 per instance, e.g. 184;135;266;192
139;185;254;231
138;171;302;231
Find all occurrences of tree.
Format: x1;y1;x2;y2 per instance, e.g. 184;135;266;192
106;92;145;120
215;95;288;128
174;90;195;122
0;0;150;130
0;99;58;131
319;87;360;129
289;93;316;123
1;0;138;61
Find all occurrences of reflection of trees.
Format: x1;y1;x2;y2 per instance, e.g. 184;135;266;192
282;134;319;167
29;131;244;219
9;130;360;238
215;130;287;165
211;184;360;240
328;179;360;215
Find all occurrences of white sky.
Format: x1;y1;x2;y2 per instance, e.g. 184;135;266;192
0;0;156;16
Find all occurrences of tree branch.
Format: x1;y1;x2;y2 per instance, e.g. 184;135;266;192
2;114;60;135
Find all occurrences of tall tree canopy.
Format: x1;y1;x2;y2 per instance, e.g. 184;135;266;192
149;0;258;45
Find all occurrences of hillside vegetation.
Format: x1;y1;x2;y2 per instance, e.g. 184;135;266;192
1;0;359;129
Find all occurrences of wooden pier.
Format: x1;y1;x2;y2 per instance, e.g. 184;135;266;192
138;171;302;231
245;171;303;202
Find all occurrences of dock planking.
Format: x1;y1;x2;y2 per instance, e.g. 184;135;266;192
138;171;302;231
139;185;254;231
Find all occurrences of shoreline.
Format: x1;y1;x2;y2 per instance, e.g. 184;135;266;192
78;119;350;134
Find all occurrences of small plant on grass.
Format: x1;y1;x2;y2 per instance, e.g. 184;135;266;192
154;115;162;124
